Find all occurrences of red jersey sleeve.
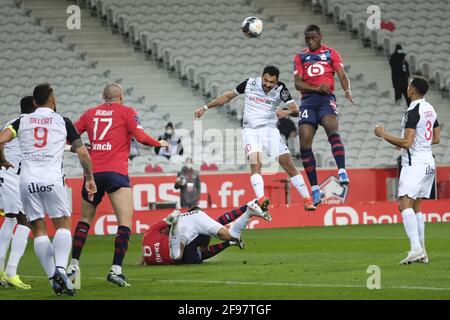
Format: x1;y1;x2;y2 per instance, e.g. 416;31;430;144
149;220;170;232
125;108;142;135
74;112;87;135
331;49;344;71
293;54;303;76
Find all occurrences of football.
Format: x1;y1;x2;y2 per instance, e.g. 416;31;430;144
241;16;263;38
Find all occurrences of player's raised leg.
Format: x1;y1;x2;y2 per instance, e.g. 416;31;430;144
413;199;428;263
299;124;324;206
228;199;271;240
248;151;269;206
216;205;247;225
321;114;349;185
399;196;425;265
107;187;133;287
278;153;315;211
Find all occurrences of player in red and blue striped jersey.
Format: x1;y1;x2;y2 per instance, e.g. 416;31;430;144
293;24;354;206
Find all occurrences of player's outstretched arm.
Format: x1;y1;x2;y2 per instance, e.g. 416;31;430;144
374;125;415;149
277;102;299;119
72;139;97;201
336;68;354;103
133;128;168;148
194;90;238;118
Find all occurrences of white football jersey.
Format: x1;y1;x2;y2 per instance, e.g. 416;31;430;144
235;77;295;129
8;107;80;180
1;117;23;169
400;98;439;166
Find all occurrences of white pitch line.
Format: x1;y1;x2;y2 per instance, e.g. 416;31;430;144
21;276;450;292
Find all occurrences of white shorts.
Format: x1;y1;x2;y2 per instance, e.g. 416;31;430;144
0;168;23;214
242;127;290;159
398;164;435;200
19;176;71;222
175;210;223;245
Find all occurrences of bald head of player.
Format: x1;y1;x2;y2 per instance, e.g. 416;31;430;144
304;24;322;51
103;82;123;105
33;83;56;111
407;76;429;102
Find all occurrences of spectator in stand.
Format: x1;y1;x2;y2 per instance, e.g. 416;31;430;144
200;162;218;171
175;157;201;208
154;122;183;160
389;44;411;106
145;158;163;173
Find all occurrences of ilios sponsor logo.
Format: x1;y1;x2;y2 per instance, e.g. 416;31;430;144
27;183;55;194
324;207;359;226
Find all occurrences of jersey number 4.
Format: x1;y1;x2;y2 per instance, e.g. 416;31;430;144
300;110;309;119
93;117;113;141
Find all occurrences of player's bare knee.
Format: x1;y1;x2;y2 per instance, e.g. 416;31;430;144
217;228;234;241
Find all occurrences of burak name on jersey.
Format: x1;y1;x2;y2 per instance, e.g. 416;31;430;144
27;182;55;194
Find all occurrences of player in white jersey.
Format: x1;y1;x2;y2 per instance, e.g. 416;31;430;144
0;84;97;296
195;66;315;211
168;199;271;262
0;96;35;289
375;76;440;265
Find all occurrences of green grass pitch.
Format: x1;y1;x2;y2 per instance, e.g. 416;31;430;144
1;223;450;300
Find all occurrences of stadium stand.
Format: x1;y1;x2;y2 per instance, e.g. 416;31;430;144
3;0;448;175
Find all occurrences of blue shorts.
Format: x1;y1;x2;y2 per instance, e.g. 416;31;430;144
181;234;211;264
298;94;338;129
82;172;131;206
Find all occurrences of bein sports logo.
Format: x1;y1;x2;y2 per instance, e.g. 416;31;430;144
324;207;359;226
319;176;348;204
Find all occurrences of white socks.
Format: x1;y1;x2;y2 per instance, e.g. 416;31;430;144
0;218;16;270
229;211;251;239
401;208;422;252
5;224;31;278
34;236;55;278
111;265;122;275
53;228;72;272
250;174;264;199
416;212;425;250
290;175;310;199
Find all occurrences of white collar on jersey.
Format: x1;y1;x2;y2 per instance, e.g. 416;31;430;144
34;107;55;113
408;98;425;110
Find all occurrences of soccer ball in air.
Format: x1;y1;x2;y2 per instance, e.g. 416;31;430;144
241;16;263;38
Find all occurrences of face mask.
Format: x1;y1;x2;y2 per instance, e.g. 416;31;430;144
186;164;192;169
166;129;173;135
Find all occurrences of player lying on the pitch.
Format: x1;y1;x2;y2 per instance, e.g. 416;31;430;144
136;199;271;265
